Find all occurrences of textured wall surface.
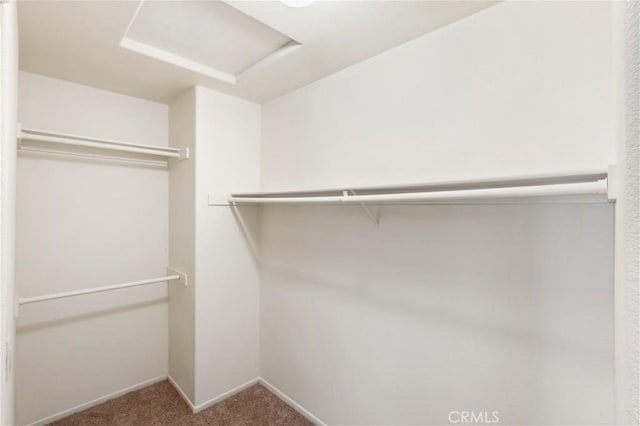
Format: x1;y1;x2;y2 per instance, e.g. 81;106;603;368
624;1;640;424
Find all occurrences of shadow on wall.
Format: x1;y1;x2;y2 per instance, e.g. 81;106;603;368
16;298;168;333
258;203;615;425
262;263;606;359
260;204;613;354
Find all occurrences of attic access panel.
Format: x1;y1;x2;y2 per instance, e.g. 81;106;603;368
122;0;297;84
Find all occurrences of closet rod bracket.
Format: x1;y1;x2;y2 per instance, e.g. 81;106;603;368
175;147;190;161
345;190;380;224
607;165;617;201
208;193;232;206
167;267;189;286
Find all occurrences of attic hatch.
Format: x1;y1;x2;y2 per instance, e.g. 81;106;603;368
121;0;298;84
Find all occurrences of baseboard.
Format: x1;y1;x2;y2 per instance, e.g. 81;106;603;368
167;375;259;414
166;375;324;425
25;374;325;426
167;374;196;411
26;375;167;426
182;376;325;424
192;377;260;413
259;377;327;426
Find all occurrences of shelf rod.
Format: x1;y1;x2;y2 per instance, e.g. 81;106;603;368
222;179;609;205
18;145;170;167
18;275;180;306
19;127;183;159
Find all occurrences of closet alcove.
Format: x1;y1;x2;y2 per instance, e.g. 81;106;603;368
1;1;637;425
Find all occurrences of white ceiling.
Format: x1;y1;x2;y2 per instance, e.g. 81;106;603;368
18;0;498;104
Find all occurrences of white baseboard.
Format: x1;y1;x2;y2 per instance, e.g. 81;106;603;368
167;374;196;411
167;375;325;424
26;374;325;426
259;377;327;426
167;375;259;414
26;375;167;426
192;377;260;413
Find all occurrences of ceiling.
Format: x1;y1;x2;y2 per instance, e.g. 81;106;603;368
18;0;498;104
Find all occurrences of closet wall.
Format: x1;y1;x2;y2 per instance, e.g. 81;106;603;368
1;2;19;424
262;1;614;190
16;72;169;425
260;1;615;425
193;87;261;406
168;86;261;409
168;88;196;403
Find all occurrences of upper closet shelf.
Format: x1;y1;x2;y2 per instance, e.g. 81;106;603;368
18;126;189;164
209;168;615;208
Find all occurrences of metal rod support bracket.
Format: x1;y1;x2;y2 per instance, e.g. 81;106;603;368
607;165;616;201
167;267;188;286
347;190;380;224
208;193;232;206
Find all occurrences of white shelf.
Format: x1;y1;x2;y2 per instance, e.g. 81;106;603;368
18;126;189;163
209;169;614;206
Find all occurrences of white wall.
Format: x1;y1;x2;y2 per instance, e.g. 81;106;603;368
260;1;616;424
167;86;261;409
168;88;196;403
261;204;614;425
16;71;169;425
193;86;261;407
262;1;614;191
1;2;19;424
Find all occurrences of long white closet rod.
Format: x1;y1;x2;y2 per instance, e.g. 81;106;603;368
18;273;186;307
224;179;610;205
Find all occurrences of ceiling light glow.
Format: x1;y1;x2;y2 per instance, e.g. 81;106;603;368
280;0;315;7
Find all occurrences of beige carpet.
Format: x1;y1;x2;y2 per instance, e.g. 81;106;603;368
49;381;313;425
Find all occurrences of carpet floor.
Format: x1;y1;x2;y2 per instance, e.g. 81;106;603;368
49;381;314;426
